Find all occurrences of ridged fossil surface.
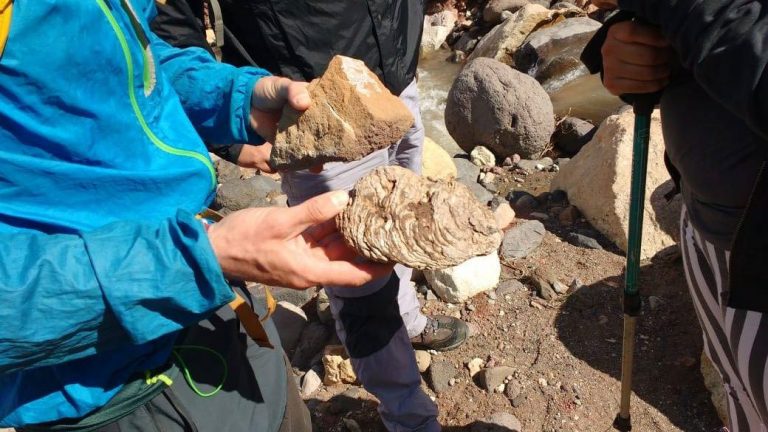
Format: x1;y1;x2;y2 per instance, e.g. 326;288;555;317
337;166;502;270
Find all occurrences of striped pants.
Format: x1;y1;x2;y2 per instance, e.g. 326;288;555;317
681;207;768;431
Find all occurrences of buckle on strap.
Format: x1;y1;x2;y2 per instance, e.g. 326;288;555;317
0;0;13;59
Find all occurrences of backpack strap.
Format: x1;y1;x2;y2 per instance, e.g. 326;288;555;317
202;0;224;60
0;0;12;59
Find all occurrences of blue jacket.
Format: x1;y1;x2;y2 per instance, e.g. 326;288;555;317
0;0;269;426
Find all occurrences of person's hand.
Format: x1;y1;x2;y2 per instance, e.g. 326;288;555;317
207;191;393;289
602;21;673;96
250;77;310;143
592;0;617;9
248;77;324;174
237;143;276;174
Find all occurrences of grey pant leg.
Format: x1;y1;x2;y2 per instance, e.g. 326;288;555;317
326;276;440;432
280;79;428;337
389;79;425;173
391;79;428;337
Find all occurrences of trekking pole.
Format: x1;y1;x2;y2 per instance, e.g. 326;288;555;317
578;14;664;429
613;93;657;432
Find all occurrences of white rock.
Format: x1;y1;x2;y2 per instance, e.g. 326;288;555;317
425;252;502;303
551;108;681;259
300;369;322;397
471;145;496;167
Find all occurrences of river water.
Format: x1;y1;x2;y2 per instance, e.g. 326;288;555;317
416;50;623;155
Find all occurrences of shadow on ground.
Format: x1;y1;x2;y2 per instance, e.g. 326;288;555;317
554;248;720;430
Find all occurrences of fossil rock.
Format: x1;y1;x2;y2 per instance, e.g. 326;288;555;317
337;166;502;270
271;56;414;171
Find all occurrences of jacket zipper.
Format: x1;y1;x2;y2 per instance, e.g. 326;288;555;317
94;0;217;189
730;160;766;251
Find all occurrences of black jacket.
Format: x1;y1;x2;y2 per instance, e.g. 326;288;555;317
152;0;424;96
596;0;768;313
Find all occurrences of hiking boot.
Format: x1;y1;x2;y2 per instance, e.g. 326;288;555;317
410;315;468;351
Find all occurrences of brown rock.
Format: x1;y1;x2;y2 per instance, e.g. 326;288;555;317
271;56;414;170
338;166;502;270
494;202;516;230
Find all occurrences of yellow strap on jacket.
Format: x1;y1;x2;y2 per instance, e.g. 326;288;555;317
0;0;12;59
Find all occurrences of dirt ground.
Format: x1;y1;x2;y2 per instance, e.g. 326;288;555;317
303;172;721;432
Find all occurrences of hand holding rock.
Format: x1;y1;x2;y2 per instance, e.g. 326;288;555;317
207;191;394;289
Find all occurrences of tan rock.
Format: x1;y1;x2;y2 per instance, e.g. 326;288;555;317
271;56;414;170
551;108;681;259
468;4;584;66
470;145;496;167
338;166;502;270
701;351;728;424
494;202;516;230
415;350;432;373
467;357;485;377
322;345;357;386
422;137;458;180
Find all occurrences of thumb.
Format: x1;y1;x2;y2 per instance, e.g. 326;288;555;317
288;191;350;235
253;77;310;111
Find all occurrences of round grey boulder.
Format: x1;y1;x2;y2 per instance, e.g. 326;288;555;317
445;58;555;159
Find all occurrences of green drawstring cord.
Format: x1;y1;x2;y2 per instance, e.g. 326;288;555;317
145;345;228;398
172;345;228;397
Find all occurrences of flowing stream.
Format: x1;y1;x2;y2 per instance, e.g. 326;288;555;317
416;51;624;154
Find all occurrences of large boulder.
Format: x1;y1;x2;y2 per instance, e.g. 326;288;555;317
422;137;458;180
446;58;555;158
421;10;458;55
468;4;583;66
515;17;602;91
424;251;502;303
551;108;681;259
271;56;413;171
483;0;530;24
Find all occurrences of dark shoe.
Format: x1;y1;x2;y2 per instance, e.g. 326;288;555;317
410;315;468;351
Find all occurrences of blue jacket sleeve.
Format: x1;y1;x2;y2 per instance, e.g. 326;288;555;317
618;0;768;140
141;2;270;144
0;210;234;374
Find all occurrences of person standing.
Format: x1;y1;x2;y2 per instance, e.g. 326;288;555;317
152;2;468;431
593;1;768;430
0;1;391;430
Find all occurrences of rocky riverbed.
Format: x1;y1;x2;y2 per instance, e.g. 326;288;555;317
205;1;727;430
